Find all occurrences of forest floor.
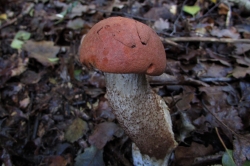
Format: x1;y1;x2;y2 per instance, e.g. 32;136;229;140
0;0;250;165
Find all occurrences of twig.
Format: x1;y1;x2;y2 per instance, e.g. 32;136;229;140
163;37;250;43
215;127;236;165
171;0;188;36
198;77;237;82
200;2;220;19
160;37;184;48
193;152;224;165
96;9;156;22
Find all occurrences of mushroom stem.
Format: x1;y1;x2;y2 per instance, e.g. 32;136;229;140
104;73;177;163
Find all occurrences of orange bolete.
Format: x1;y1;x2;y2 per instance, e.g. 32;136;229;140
79;17;177;164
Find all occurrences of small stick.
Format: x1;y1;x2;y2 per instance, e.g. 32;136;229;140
162;37;250;43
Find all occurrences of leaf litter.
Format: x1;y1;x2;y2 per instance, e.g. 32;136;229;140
0;0;250;165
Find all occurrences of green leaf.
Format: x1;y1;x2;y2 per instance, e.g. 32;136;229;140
74;69;82;80
11;39;24;49
48;58;59;63
15;30;31;41
222;150;236;166
183;5;200;16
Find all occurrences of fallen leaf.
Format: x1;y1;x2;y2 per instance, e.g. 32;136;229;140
183;5;201;16
234;43;250;54
95;99;115;120
153;18;170;31
233;135;250;166
210;27;240;39
74;146;105;166
88;72;105;88
20;70;43;84
144;6;174;20
174;142;214;166
24;40;60;66
218;3;229;15
231;66;250;79
88;122;124;149
43;155;68;166
66;18;85;30
65;118;88;143
222;150;236;166
11;30;31;49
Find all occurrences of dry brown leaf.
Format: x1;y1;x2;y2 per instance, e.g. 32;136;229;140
174;142;214;166
20;70;43;84
234;43;250;54
210;27;240;39
218;3;229;15
233;135;250;166
144;6;174;20
88;122;124;149
231;66;250;78
43;155;68;166
24;40;60;66
95;99;115;120
65;118;89;143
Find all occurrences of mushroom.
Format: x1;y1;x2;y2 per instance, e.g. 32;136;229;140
79;17;177;165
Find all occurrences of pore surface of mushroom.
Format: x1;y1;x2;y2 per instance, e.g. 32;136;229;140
80;17;177;160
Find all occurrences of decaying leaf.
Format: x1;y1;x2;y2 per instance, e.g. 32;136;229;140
210;27;240;39
233;135;250;166
95;98;115;120
153;18;170;31
231;66;250;79
65;118;88;143
20;70;43;84
74;146;105;166
218;3;229;15
88;122;124;149
66;18;85;30
23;40;60;66
234;43;250;54
42;155;68;166
144;6;175;20
174;142;214;166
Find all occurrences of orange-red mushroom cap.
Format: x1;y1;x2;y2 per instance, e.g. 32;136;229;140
79;17;166;76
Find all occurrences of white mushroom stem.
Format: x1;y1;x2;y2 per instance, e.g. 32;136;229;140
104;73;177;165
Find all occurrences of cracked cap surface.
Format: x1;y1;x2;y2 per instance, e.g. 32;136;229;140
79;17;166;76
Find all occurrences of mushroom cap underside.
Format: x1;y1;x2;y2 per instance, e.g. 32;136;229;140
79;17;166;76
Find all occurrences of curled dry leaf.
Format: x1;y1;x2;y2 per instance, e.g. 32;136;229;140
24;40;60;66
88;122;124;149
